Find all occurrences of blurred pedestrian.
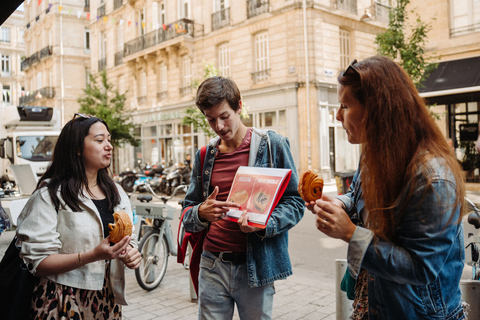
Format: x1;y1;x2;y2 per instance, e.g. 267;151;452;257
307;56;466;319
16;113;141;319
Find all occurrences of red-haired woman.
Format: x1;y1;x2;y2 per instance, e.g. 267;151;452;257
308;56;466;319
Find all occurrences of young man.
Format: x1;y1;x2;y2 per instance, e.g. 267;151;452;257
182;77;305;319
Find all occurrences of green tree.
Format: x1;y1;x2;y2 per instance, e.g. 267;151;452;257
182;60;249;138
77;71;139;173
375;0;436;88
77;71;138;147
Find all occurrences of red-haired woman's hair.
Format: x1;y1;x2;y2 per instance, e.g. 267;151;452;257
338;56;465;240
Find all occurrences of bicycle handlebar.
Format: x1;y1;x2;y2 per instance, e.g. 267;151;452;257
128;182;188;203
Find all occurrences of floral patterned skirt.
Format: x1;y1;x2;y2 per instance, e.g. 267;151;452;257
29;261;121;320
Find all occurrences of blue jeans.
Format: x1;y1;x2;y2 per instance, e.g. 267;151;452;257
198;250;275;320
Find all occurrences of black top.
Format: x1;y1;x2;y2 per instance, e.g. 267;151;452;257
92;198;114;238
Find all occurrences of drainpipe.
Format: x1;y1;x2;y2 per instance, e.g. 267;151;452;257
302;0;311;170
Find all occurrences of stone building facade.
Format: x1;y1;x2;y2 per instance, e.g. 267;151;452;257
88;0;386;177
21;0;90;125
0;8;24;109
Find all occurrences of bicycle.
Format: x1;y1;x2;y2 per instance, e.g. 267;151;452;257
130;183;188;291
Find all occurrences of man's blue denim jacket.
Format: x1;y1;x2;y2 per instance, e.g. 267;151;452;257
182;128;305;288
338;157;465;319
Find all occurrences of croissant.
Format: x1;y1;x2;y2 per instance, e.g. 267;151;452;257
108;211;133;243
298;170;324;202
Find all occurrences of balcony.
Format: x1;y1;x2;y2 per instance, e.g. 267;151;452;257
251;69;270;84
115;51;123;66
98;58;106;71
39;46;53;60
114;0;123;10
247;0;269;19
20;52;40;71
212;7;230;31
337;0;357;15
375;2;390;24
179;86;192;97
98;3;106;18
19;87;55;105
157;91;167;100
124;18;198;57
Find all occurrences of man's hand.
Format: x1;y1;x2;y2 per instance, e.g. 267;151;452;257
198;186;240;222
237;210;262;233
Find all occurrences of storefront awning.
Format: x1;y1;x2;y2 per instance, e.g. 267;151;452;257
418;56;480;105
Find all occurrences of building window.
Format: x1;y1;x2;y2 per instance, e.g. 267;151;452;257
2;85;10;103
181;56;192;96
218;43;230;78
450;0;480;36
1;27;10;43
160;1;166;25
1;55;10;75
339;29;350;70
85;29;90;52
179;0;191;19
160;63;168;94
254;32;269;83
139;8;146;35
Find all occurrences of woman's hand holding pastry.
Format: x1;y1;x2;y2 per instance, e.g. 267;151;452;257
198;186;240;222
119;246;141;269
314;199;356;243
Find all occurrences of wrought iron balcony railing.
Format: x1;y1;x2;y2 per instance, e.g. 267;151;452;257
114;51;123;66
247;0;269;19
19;87;55;105
375;2;390;24
212;7;230;31
337;0;357;14
98;58;106;71
114;0;123;11
20;51;41;71
124;18;196;57
98;3;106;17
39;46;53;60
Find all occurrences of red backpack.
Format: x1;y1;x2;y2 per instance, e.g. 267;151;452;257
177;145;207;295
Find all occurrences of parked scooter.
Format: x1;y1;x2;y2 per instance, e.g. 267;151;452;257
164;165;191;196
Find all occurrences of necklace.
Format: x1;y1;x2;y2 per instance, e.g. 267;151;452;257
89;183;98;188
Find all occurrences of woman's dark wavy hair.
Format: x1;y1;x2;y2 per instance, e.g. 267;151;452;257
37;117;120;212
338;55;465;240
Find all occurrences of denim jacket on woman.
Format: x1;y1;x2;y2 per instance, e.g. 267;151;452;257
338;157;465;320
182;128;305;288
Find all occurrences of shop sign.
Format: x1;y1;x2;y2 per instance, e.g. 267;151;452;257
142;111;183;123
460;123;478;141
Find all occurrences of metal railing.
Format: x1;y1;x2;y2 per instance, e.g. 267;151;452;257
98;3;106;17
39;46;53;60
247;0;269;19
20;51;41;71
115;51;123;66
98;58;106;71
337;0;357;14
251;69;270;84
157;91;168;100
114;0;123;10
179;86;192;97
375;2;390;24
19;87;55;105
124;18;196;57
212;7;230;31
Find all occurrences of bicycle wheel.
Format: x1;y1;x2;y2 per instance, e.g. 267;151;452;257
135;229;169;291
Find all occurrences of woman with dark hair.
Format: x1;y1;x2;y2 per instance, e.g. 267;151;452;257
16;114;141;319
308;56;466;319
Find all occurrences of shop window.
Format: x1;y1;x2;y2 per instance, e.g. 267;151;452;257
143;125;157;137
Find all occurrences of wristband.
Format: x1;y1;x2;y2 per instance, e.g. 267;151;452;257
78;252;84;267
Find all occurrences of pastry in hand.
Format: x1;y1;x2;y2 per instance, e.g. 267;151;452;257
298;170;324;202
230;189;249;206
108;211;133;243
253;190;271;213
